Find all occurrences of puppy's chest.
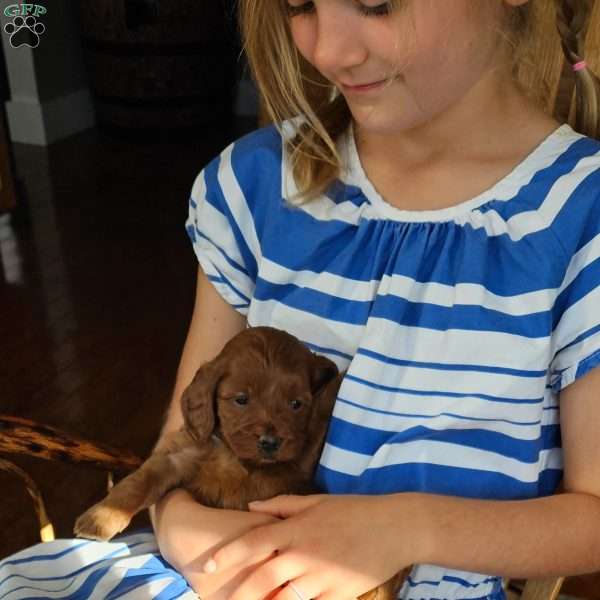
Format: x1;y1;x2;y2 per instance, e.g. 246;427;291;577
184;443;314;510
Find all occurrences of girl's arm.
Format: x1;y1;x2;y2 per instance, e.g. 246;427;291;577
149;266;279;598
150;265;246;455
206;366;600;600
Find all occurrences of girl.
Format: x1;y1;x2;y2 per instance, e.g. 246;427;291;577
2;1;600;599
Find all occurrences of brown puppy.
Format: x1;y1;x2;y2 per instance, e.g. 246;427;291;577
74;325;407;599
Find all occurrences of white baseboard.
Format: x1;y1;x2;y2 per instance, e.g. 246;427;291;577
5;88;96;146
6;80;254;145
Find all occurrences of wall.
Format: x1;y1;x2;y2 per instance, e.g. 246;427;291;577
0;0;95;145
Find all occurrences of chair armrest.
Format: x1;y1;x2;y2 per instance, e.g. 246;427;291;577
0;415;143;472
521;578;564;600
506;577;565;600
0;458;55;541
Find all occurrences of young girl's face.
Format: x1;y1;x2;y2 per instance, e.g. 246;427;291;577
286;0;520;136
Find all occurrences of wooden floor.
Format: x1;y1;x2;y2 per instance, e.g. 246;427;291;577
0;116;257;559
1;116;600;599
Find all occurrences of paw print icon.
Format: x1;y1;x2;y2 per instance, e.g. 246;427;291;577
4;15;45;48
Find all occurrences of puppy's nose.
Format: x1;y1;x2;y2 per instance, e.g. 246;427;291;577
258;434;281;454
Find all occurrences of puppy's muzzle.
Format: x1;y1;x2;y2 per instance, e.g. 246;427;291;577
258;434;282;455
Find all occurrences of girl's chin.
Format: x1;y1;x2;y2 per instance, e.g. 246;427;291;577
350;109;409;134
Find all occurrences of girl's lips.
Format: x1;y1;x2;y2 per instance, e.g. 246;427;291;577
341;79;387;93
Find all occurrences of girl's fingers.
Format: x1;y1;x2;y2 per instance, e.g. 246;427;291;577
228;554;305;600
204;524;285;573
248;494;326;518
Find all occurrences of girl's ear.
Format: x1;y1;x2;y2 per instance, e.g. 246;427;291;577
180;356;225;444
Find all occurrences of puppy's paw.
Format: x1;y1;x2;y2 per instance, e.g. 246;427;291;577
74;503;132;541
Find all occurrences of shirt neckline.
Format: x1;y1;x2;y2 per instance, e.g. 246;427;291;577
341;121;580;223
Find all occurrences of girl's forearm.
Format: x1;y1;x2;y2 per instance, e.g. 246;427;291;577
397;491;600;579
149;488;193;531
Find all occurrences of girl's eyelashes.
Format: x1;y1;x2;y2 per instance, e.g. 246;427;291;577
285;1;392;18
360;3;392;17
285;2;311;17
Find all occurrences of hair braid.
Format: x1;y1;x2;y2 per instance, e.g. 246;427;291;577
555;0;600;139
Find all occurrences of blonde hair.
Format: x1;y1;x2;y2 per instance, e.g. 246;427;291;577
238;0;600;204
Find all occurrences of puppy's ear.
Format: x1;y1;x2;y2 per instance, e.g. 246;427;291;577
299;361;344;475
180;356;225;444
310;354;339;395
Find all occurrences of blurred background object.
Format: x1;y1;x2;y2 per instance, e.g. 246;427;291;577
0;0;258;145
79;0;241;140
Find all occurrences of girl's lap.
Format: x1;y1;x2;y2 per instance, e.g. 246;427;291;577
0;530;196;600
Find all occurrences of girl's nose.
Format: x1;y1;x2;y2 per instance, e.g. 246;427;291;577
312;9;368;76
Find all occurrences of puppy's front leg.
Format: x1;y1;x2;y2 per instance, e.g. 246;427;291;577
75;435;199;541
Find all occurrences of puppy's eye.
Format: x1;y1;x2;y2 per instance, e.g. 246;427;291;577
289;398;303;410
233;394;249;406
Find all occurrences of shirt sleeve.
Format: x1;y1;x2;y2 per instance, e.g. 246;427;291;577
549;157;600;392
185;143;261;316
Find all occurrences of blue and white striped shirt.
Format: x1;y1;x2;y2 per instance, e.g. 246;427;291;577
3;120;598;600
185;119;600;599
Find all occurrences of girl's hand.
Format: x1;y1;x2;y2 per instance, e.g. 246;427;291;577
202;493;417;600
153;489;281;600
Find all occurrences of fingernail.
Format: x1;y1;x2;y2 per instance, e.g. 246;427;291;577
248;500;263;505
203;559;217;574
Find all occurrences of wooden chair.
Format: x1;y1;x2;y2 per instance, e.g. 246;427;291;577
0;415;143;542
